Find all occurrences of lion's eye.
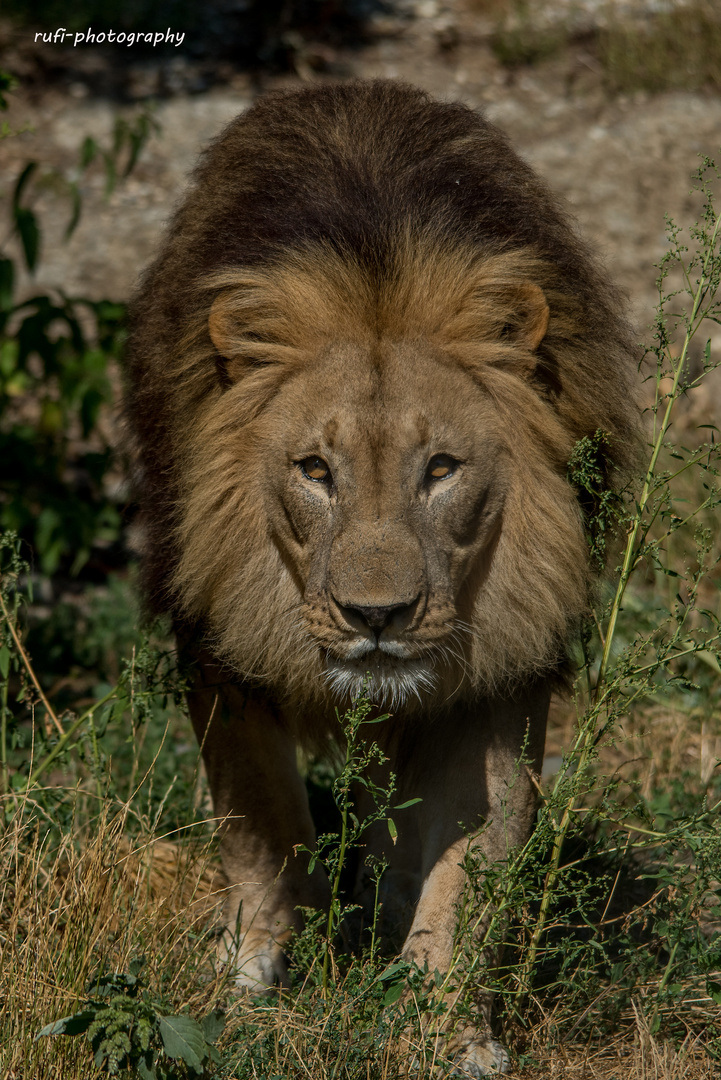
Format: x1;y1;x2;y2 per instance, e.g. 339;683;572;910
300;456;332;483
426;454;458;481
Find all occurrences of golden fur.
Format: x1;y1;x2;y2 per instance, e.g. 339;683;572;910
125;81;639;1074
170;238;597;714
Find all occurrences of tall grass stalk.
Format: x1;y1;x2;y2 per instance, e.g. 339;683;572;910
519;157;721;1005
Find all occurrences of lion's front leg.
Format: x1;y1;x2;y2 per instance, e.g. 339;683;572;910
398;685;550;1076
183;644;329;992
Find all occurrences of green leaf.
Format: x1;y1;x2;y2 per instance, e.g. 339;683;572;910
14;207;40;273
158;1014;207;1071
36;1009;96;1040
13;161;37;210
136;1059;157;1080
0;645;10;679
378;961;407;982
707;979;721;1005
125;123;149;177
382;980;406;1006
393;798;422;810
80;135;97;169
0;257;13;310
102;150;116;197
200;1009;225;1043
64;182;82;239
90;970;138;997
128;956;146;978
387;818;398;844
696;650;721;675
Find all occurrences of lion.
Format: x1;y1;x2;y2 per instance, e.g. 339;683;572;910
125;81;639;1075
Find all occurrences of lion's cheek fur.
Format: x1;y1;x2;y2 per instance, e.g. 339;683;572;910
467;475;588;691
171;403;324;704
455;371;590;689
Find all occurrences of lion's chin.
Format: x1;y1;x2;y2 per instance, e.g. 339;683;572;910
324;654;437;711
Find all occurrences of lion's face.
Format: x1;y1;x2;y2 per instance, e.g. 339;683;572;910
173;244;591;714
262;338;510;707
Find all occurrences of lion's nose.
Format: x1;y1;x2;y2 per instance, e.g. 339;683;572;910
338;600;417;636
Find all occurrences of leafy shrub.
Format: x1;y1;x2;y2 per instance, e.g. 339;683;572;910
0;79;157;574
37;961;225;1079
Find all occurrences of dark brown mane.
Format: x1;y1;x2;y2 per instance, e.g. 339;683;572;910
125;80;638;617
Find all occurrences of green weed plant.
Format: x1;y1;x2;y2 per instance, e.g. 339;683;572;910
37;961;225;1079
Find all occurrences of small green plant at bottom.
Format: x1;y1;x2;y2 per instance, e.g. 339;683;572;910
37;958;225;1079
294;690;421;995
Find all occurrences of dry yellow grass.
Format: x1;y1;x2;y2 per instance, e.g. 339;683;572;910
0;799;228;1079
2;687;718;1080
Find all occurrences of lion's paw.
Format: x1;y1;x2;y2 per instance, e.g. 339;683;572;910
219;931;289;994
448;1036;510;1077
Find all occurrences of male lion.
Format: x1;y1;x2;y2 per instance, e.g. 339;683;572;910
126;81;638;1075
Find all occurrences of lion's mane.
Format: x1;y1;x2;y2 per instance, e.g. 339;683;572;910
125;80;639;712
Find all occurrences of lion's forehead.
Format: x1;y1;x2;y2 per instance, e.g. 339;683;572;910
274;339;498;462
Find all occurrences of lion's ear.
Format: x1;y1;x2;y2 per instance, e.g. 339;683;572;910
208;292;266;382
442;276;550;366
208;288;296;382
496;282;549;351
208;292;240;359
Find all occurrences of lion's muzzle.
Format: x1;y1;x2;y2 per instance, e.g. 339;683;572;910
332;596;421;641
